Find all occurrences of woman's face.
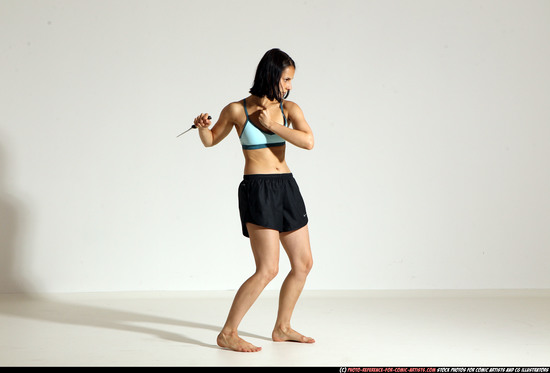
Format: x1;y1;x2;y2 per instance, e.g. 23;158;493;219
279;66;295;99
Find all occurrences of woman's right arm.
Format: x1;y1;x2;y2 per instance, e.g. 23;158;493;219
194;102;240;147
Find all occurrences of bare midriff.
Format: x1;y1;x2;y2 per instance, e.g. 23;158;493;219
243;145;291;175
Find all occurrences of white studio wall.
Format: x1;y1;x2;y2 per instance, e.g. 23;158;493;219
1;0;549;293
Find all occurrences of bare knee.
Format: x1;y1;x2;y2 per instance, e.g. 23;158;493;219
293;258;313;278
255;266;279;284
304;258;313;275
305;258;313;274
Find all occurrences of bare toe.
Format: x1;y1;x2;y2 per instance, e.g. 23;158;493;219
272;327;315;343
217;332;262;352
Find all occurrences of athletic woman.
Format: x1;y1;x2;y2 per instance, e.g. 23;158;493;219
193;48;315;352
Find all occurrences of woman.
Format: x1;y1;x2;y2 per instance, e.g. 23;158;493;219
193;48;315;352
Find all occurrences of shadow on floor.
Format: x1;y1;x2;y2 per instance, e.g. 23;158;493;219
0;140;271;351
0;293;271;350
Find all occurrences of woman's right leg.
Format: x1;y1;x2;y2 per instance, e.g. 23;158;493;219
217;223;280;352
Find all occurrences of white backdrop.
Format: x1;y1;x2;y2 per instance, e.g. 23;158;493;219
1;0;549;293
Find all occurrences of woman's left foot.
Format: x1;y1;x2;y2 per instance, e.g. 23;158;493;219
272;326;315;343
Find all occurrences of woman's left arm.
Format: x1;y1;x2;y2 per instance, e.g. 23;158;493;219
259;101;314;150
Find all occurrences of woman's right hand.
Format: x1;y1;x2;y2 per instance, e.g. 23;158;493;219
193;113;212;128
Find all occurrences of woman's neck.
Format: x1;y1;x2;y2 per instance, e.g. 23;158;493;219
250;94;280;108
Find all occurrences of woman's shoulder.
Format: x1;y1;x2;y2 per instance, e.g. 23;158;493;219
217;99;247;125
282;100;303;115
222;99;246;115
283;99;302;108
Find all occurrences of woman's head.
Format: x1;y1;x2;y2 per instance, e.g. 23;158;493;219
249;48;295;102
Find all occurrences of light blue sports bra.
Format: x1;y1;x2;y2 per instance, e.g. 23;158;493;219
239;98;289;150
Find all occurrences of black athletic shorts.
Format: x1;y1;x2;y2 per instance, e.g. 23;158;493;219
238;173;308;237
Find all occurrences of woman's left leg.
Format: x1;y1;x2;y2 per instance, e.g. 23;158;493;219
272;224;315;343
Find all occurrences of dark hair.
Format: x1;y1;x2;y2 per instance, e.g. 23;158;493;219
249;48;295;102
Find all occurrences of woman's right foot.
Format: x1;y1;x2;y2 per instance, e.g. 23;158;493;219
217;331;262;352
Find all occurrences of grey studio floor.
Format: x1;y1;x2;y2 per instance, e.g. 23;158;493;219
0;289;549;367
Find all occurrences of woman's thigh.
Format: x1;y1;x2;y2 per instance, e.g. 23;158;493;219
247;223;281;274
279;225;313;272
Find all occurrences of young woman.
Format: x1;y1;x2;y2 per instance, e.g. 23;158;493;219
193;49;315;352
